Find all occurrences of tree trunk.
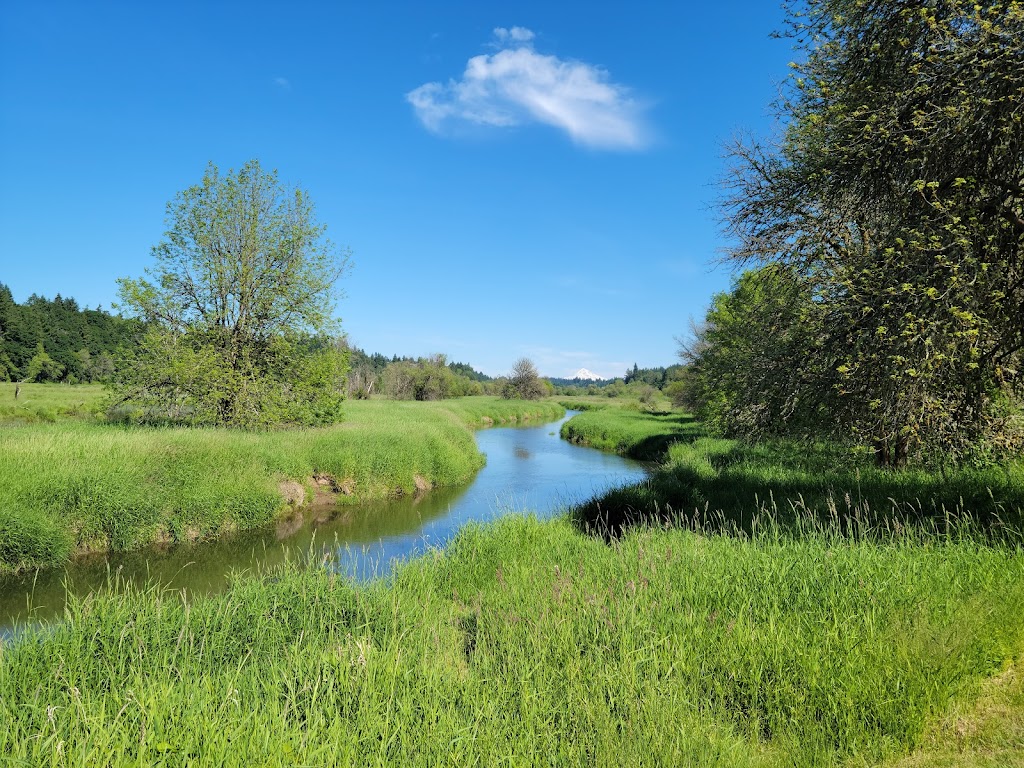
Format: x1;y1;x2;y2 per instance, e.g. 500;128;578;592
873;437;891;468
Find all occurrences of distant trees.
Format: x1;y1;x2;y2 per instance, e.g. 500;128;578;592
0;283;140;383
379;354;485;400
689;0;1024;466
623;363;681;389
24;342;63;383
502;357;546;400
112;160;350;427
342;345;490;401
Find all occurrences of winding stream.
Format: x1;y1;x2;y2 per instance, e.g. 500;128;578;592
0;411;646;634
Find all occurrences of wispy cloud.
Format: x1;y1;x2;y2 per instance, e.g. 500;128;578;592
272;76;291;90
407;27;649;150
492;26;534;45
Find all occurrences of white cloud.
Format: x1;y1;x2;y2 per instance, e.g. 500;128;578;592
493;26;534;44
272;76;291;89
407;27;648;150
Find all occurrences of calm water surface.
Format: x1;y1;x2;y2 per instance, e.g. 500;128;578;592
0;411;646;634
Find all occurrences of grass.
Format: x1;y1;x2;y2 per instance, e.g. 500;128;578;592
887;655;1024;767
560;406;704;459
574;435;1024;541
3;397;1022;764
561;407;1024;539
1;514;1022;766
0;392;564;573
0;382;106;424
556;406;1024;763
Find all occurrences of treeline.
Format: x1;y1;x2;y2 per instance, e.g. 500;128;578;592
346;348;501;400
550;364;685;401
346;350;559;401
677;1;1024;468
0;284;142;383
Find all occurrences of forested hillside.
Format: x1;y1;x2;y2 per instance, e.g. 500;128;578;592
0;283;143;383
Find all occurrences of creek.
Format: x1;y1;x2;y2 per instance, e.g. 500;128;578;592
0;411;646;635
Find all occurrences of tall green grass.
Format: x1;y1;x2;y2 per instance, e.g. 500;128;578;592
561;407;703;459
2;515;1021;766
0;397;564;573
0;382;105;424
561;407;1024;539
575;436;1024;541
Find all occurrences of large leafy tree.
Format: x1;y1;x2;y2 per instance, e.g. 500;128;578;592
678;266;829;437
113;160;351;427
502;357;546;400
719;0;1024;464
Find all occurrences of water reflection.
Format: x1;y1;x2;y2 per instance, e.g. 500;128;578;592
0;411;646;633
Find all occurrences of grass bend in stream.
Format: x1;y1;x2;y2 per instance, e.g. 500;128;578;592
0;397;564;573
1;515;1022;766
561;408;1024;540
560;406;702;460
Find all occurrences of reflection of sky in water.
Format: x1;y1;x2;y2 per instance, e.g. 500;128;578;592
333;412;648;580
0;412;647;633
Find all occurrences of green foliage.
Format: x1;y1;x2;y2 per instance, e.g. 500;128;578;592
2;513;1022;766
678;266;826;437
112;160;351;427
502;357;546;400
380;354;483;401
622;363;683;389
0;397;564;572
718;0;1024;465
0;284;140;382
111;330;347;428
447;360;492;382
23;342;63;383
345;347;491;400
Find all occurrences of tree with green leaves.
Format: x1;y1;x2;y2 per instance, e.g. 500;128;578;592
718;0;1024;465
113;160;351;427
502;357;546;400
24;342;64;383
678;266;829;436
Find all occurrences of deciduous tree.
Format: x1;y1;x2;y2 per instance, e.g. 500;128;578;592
502;357;546;400
718;0;1024;464
113;160;351;427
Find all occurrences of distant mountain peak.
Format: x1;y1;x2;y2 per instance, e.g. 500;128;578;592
572;367;603;381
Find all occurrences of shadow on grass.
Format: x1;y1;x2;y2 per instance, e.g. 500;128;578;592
574;436;1024;544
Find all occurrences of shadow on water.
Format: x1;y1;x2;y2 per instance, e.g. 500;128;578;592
0;411;648;634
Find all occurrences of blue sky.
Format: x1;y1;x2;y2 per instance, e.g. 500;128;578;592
1;2;795;379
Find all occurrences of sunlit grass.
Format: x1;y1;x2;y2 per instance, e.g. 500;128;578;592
561;406;704;459
561;407;1024;539
3;393;1022;765
1;515;1021;766
0;396;564;573
0;382;105;423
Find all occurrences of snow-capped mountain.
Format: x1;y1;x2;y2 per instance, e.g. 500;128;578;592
571;368;604;381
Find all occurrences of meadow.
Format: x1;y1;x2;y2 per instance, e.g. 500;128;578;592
0;384;562;573
1;514;1021;766
560;403;703;459
1;389;1022;765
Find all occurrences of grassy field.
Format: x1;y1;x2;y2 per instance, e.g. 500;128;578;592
560;405;703;459
0;382;106;423
1;514;1021;766
3;395;1022;764
569;430;1024;541
0;387;563;573
557;406;1024;764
